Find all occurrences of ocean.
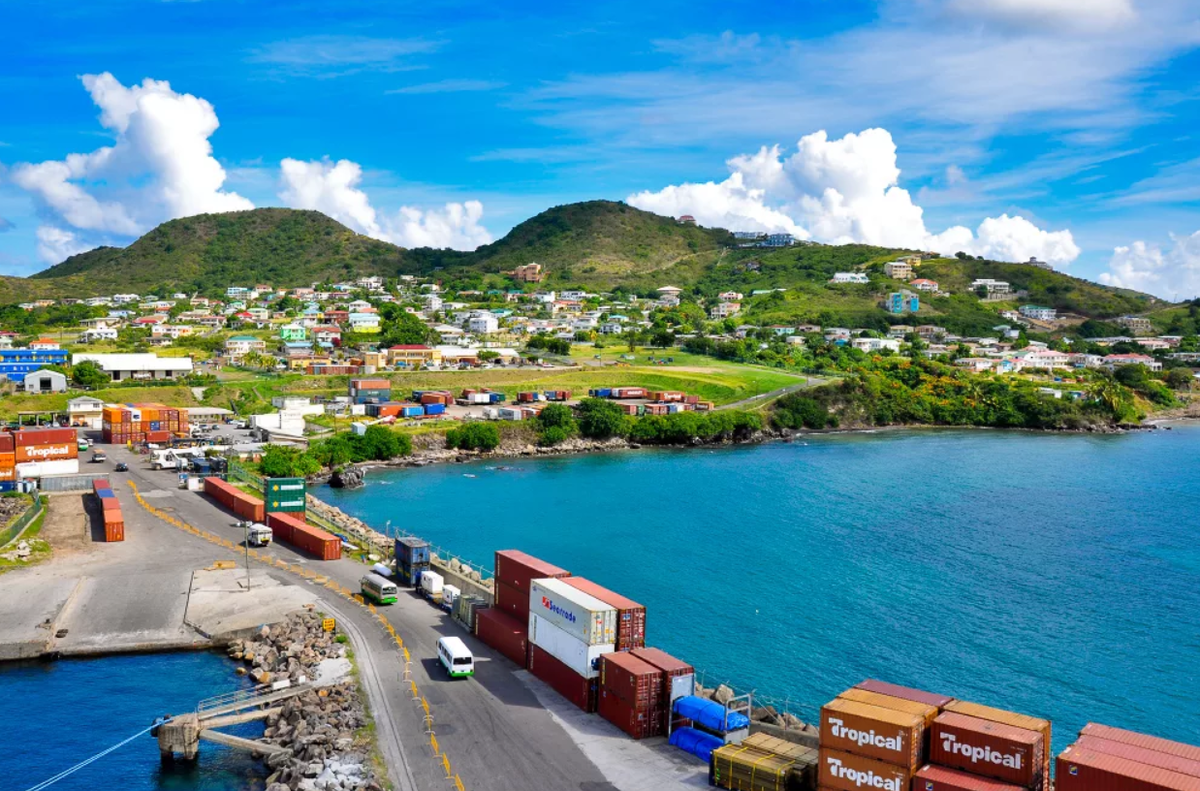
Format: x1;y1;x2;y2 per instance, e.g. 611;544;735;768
323;425;1200;754
1;651;266;791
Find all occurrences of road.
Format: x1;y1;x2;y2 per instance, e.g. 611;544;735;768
99;433;629;791
714;373;832;411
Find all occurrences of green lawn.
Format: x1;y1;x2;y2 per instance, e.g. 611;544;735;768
0;384;200;419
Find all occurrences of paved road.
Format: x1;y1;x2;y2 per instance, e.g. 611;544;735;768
101;437;624;791
715;373;833;411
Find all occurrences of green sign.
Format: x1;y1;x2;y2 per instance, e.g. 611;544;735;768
265;477;306;513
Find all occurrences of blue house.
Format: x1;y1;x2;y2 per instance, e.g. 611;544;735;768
0;348;70;383
885;291;920;314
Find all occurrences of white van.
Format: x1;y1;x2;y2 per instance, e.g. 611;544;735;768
436;636;474;678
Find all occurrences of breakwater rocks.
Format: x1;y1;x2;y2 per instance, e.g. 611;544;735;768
226;611;382;791
696;683;818;744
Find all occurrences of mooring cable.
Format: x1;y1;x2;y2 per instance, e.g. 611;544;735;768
23;723;157;791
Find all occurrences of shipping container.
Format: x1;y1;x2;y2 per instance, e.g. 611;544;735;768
911;763;1025;791
474;608;528;668
395;537;430;565
15;428;77;447
819;748;912;791
96;489;114;499
0;434;13;453
267;512;341;560
530;577;617;645
944;700;1051;781
529;612;613;678
102;511;124;542
423;403;446;416
599;651;662;708
401;405;424;418
16;442;78;463
598;688;661;739
16;459;80;477
820;697;925;769
931;712;1043;789
493;580;529;622
494;549;569;595
92;479;110;492
837;688;939;730
1057;746;1200;791
528;643;597;713
630;647;695;707
203;477;265;522
562;577;646;652
101;498;121;512
1081;725;1200;766
711;743;796;791
1075;736;1200;779
855;680;955;710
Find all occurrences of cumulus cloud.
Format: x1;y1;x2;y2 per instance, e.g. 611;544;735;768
10;72;252;244
278;157;492;250
35;226;92;264
1099;231;1200;300
628;128;1080;265
946;0;1136;32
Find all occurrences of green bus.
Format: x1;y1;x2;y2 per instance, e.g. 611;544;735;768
360;573;398;605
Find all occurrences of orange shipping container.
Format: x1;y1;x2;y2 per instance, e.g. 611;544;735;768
819;748;912;791
103;511;124;542
931;712;1044;789
0;467;15;481
837;688;939;730
16;443;77;463
1080;724;1200;766
820;698;925;769
945;699;1051;781
0;451;15;467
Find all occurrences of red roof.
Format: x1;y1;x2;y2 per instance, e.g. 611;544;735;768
389;345;430;350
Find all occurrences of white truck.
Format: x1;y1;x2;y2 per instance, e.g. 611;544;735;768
246;523;273;547
419;570;444;604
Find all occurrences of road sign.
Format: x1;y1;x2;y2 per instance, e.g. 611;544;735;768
322;617;335;632
265;477;306;513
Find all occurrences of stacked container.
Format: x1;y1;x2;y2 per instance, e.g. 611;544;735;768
92;478;124;542
527;577;615;712
102;404;189;444
394;537;430;587
348;378;391;404
10;428;79;478
475;607;529;667
944;699;1052;787
611;387;647;399
1056;723;1200;791
493;550;569;624
0;433;14;485
203;477;265;522
598;652;664;739
562;577;646;652
630;647;694;733
267;512;341;560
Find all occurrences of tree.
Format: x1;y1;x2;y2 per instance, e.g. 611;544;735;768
260;445;320;478
71;360;110;389
361;425;405;460
623;329;642;352
650;329;675;348
576;398;627;439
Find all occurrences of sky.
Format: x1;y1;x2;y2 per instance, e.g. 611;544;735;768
1;0;1199;299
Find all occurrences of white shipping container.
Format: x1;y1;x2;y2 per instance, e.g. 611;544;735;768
529;578;617;645
498;408;523;421
16;459;81;478
420;570;444;596
442;584;460;610
529;612;613;679
469;393;491;404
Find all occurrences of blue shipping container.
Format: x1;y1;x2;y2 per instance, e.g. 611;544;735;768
489;392;505;403
598;388;612;397
96;489;115;499
401;406;424;418
395;537;431;565
423;403;445;416
149;421;161;430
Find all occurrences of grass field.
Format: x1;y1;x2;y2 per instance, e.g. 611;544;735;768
0;384;200;420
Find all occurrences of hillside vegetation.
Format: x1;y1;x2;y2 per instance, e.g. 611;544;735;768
0;202;1168;330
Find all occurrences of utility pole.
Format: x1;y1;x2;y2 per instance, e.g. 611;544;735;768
243;520;252;590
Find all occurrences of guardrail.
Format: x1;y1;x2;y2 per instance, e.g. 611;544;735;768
0;494;44;548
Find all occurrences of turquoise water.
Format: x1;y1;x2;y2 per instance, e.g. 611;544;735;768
0;652;266;791
324;426;1200;754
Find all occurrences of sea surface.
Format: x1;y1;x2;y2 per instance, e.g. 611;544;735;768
1;651;266;791
324;425;1200;754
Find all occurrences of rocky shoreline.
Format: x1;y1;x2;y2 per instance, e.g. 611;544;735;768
225;610;383;791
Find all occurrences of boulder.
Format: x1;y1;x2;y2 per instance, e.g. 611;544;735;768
713;684;734;706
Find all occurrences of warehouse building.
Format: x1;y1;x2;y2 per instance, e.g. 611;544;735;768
71;353;194;382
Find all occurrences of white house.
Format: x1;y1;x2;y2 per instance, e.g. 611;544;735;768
851;337;901;353
831;272;869;284
1103;353;1162;371
79;328;119;343
1019;305;1058;322
467;313;500;334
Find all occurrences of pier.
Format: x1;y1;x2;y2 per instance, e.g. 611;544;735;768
152;682;308;761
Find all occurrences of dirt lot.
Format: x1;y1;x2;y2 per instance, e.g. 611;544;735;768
40;494;91;557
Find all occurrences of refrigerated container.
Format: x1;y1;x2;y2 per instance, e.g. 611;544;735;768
529;612;612;678
529;577;616;645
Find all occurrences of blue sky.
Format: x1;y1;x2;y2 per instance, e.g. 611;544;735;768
2;0;1199;297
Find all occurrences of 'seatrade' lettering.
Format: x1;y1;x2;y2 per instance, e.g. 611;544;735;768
941;732;1024;769
825;756;901;790
828;718;905;753
541;596;577;623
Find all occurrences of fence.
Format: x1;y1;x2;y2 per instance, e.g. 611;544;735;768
0;494;44;548
35;474;97;493
227;459;263;493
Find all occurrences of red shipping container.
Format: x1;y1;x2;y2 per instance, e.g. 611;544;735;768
101;498;121;512
528;643;597;713
267;512;340;560
494;550;569;596
15;428;76;447
103;511;124;542
1076;736;1200;779
599;652;661;708
857;680;955;710
598;688;662;739
1057;746;1200;791
146;431;171;442
92;478;110;493
474;608;528;668
493;580;529;623
911;764;1025;791
1081;725;1200;766
932;712;1043;789
563;577;646;651
204;477;265;522
0;433;13;453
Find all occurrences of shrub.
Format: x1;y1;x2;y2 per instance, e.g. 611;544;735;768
446;422;501;451
539;426;569;446
576;398;627;439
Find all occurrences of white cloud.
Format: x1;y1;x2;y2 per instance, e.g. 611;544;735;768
35;226;93;264
1100;231;1200;300
10;72;252;254
946;0;1136;32
386;79;506;95
278;157;492;250
248;35;440;76
628;128;1080;265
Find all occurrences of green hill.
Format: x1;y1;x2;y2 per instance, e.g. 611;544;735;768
0;202;1169;336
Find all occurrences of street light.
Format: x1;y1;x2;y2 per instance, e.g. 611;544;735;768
242;520;252;591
